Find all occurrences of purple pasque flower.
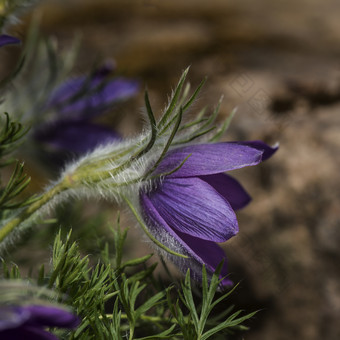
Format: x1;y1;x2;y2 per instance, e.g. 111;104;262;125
0;304;80;339
34;62;138;156
140;140;277;286
34;119;121;155
0;34;20;47
46;62;139;119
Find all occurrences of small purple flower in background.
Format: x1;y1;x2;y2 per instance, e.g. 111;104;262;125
0;34;20;47
34;61;139;156
0;304;80;339
45;61;138;118
140;140;277;286
35;119;122;155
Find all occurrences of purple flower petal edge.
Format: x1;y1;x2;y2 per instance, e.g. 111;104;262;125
140;193;233;287
145;177;238;242
0;305;80;340
155;142;264;178
175;231;232;286
0;34;20;47
23;305;80;329
230;140;279;161
1;326;59;340
47;76;139;119
0;307;29;331
200;173;251;211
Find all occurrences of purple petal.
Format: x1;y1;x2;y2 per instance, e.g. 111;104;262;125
230;140;278;161
140;194;232;286
144;177;238;242
0;326;59;340
0;305;79;339
47;75;90;109
0;307;29;331
0;35;20;47
34;120;121;154
154;142;264;178
23;305;80;329
47;62;115;110
48;77;139;118
59;78;139;116
200;173;251;211
175;231;232;286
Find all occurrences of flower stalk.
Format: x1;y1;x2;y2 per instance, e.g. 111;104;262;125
0;179;69;243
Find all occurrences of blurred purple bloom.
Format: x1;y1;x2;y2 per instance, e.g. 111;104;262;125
0;304;80;339
140;141;277;286
0;34;20;47
35;120;121;155
46;64;139;119
34;63;138;156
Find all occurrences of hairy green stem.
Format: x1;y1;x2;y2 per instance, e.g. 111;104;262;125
0;179;69;243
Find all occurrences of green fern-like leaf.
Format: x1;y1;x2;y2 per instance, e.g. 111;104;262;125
168;263;257;340
0;112;38;211
0;112;28;164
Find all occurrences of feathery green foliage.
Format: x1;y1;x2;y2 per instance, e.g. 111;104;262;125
0;112;28;164
1;221;256;339
168;263;257;340
0;112;38;212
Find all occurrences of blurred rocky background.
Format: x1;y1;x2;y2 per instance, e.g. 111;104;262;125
7;0;340;339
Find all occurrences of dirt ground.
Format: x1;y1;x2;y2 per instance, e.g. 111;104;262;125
10;0;340;339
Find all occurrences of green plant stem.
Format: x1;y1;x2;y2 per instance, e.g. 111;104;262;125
129;325;135;340
0;179;69;243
